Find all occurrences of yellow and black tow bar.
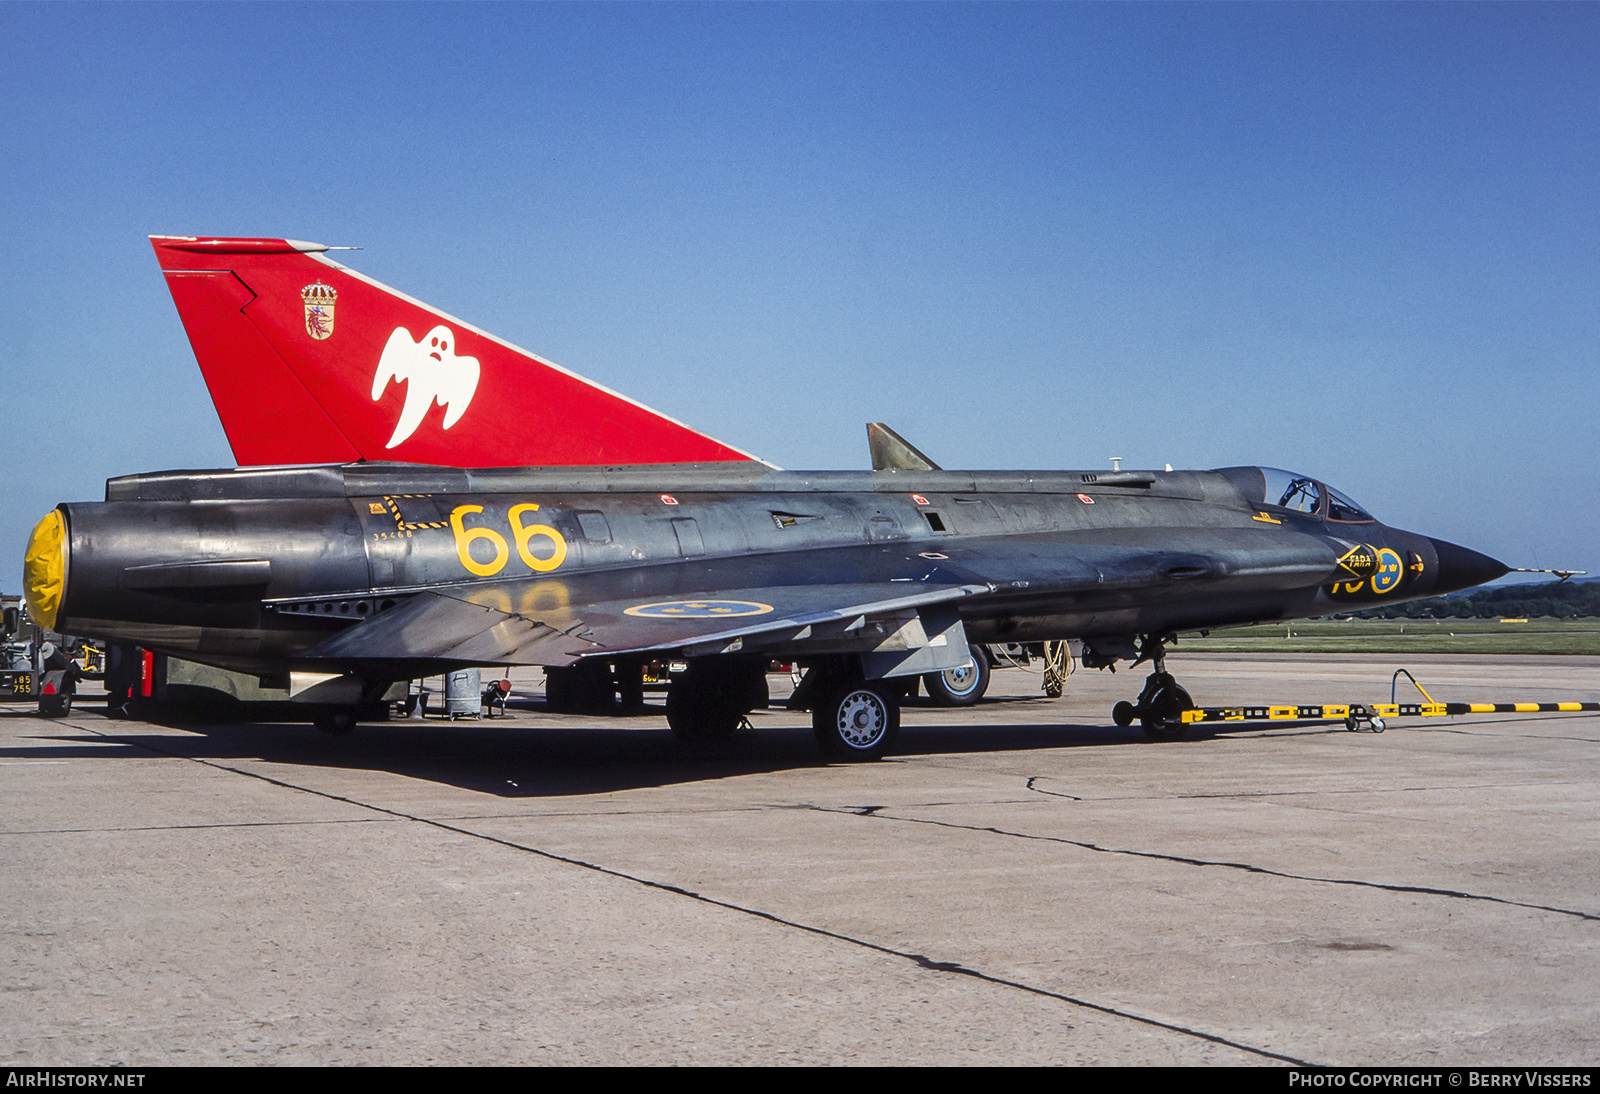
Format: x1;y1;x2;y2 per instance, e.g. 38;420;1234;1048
1179;668;1600;732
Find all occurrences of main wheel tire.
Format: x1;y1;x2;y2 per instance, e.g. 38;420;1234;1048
923;644;990;707
313;707;358;736
548;662;614;714
813;681;900;761
544;668;572;712
616;663;646;711
667;659;766;744
1140;683;1192;740
665;683;740;743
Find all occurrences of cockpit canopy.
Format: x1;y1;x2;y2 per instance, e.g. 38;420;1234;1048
1214;466;1375;524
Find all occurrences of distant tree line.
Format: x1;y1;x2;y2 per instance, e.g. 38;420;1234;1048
1356;581;1600;619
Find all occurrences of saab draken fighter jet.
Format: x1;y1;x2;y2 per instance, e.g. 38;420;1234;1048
21;237;1509;758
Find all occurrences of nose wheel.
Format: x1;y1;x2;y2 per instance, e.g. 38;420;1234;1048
1109;636;1193;740
1133;671;1193;739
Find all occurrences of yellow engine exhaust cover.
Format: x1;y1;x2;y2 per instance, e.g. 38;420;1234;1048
24;508;68;632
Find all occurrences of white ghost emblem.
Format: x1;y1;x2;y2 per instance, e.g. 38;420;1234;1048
371;325;481;449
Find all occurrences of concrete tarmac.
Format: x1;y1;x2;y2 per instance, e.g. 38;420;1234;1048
3;653;1597;1066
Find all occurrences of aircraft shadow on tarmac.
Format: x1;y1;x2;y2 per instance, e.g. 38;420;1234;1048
2;698;1331;799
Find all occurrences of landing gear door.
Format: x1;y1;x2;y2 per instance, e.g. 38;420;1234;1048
860;604;972;679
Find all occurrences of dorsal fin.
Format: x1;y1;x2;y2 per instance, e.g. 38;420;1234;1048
867;423;941;471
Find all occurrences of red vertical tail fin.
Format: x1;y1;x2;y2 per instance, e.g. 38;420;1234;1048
150;236;759;468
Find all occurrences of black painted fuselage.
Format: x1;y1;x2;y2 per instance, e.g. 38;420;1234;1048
43;460;1505;683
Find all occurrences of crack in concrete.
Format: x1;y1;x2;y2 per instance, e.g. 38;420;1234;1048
73;723;1317;1066
1415;725;1600;744
1129;781;1580;802
1;817;397;837
1024;776;1081;800
812;806;1599;923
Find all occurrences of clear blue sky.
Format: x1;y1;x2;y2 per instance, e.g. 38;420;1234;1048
3;2;1597;593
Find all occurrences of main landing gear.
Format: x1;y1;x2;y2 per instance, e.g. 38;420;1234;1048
812;679;900;761
922;642;990;707
665;658;768;744
786;661;903;761
1109;635;1193;740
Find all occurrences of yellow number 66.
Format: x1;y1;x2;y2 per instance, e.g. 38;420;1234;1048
509;503;567;573
450;503;568;577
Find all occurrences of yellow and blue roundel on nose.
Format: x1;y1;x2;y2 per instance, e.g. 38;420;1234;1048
24;508;68;632
1370;547;1405;595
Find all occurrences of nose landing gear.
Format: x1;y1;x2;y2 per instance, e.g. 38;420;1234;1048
1109;635;1194;740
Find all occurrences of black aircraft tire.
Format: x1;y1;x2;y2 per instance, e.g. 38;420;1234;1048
923;644;990;707
812;681;900;761
665;686;739;744
544;668;572;713
313;707;358;736
1140;684;1192;740
547;662;614;715
1112;700;1136;727
617;663;646;711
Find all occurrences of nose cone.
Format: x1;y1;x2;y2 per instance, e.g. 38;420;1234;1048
1429;536;1509;596
24;508;69;632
